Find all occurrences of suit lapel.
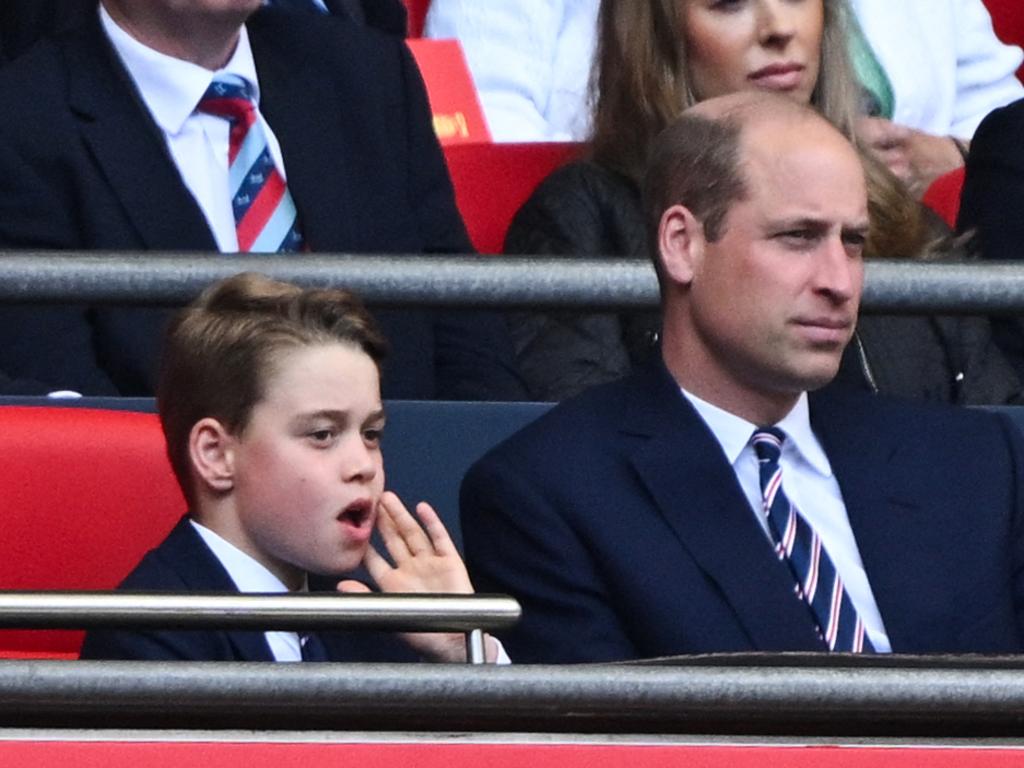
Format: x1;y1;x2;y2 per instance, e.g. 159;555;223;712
163;518;275;662
63;16;215;250
248;11;358;250
622;363;825;651
809;390;926;651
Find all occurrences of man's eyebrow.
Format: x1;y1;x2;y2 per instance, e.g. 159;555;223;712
842;220;872;236
769;217;831;232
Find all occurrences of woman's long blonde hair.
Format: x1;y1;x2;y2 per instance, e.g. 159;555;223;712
589;0;928;258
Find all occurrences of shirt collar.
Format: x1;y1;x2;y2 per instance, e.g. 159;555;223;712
190;519;306;594
99;3;261;136
681;388;833;478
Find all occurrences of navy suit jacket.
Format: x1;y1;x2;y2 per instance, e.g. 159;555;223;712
460;360;1024;662
0;6;526;400
79;517;417;662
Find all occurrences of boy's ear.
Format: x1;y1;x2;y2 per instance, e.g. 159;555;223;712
657;203;705;287
188;418;236;494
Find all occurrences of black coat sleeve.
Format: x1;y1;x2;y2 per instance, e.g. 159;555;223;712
958;98;1024;379
502;163;653;401
395;41;528;400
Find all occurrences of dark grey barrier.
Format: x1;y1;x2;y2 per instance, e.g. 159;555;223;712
1;655;1024;736
4;253;1024;313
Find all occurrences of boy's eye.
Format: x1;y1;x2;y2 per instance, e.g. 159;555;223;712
363;427;383;445
308;428;337;444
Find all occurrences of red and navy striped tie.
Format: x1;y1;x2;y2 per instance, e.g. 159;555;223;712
751;428;873;653
197;75;304;253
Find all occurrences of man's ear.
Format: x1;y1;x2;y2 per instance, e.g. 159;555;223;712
657;203;705;287
188;418;236;494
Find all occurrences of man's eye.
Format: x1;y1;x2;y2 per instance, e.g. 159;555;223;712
778;230;817;245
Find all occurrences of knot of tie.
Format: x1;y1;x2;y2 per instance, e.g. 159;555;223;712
197;75;256;126
751;427;785;465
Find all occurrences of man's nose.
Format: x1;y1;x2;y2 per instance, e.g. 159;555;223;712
815;237;863;303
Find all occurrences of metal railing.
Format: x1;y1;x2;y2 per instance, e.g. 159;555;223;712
0;654;1023;735
0;592;521;664
4;253;1024;313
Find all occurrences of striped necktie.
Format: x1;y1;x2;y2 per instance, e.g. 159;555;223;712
751;428;873;653
197;75;305;253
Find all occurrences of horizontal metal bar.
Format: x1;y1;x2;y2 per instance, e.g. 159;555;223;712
0;592;520;632
3;253;1024;314
1;656;1024;736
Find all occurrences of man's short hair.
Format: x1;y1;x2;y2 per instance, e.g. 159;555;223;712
158;272;388;503
641;113;747;284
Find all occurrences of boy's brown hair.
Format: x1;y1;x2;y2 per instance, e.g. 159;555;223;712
158;272;388;503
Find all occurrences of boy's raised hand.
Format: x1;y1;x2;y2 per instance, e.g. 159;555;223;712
337;491;498;662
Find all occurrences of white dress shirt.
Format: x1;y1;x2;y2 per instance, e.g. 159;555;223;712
99;4;289;252
682;389;892;652
191;520;304;661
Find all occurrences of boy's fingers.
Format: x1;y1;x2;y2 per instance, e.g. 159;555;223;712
361;543;392;584
336;579;372;593
415;501;458;557
375;494;413;562
380;491;432;556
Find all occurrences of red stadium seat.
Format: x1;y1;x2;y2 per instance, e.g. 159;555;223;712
0;407;185;658
983;0;1024;80
402;0;430;37
922;166;966;230
444;142;581;254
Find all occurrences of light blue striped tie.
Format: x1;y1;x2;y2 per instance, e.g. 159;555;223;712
197;75;305;253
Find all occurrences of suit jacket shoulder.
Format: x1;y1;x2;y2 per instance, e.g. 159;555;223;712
462;364;1024;661
78;517;274;661
79;516;420;662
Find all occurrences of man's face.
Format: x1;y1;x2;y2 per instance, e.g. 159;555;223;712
226;342;386;588
101;0;261;67
684;119;868;406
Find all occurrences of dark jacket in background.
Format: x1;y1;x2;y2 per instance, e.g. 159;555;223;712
958;96;1024;382
505;160;1024;405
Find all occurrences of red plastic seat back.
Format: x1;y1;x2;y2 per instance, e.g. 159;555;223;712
444;142;582;254
402;0;430;37
983;0;1024;80
0;407;185;657
922;166;966;230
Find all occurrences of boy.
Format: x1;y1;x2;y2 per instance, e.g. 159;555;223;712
81;272;497;662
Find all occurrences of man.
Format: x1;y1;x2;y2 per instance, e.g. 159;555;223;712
0;0;525;400
460;92;1024;662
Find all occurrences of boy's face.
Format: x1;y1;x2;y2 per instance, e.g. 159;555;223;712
224;342;385;588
